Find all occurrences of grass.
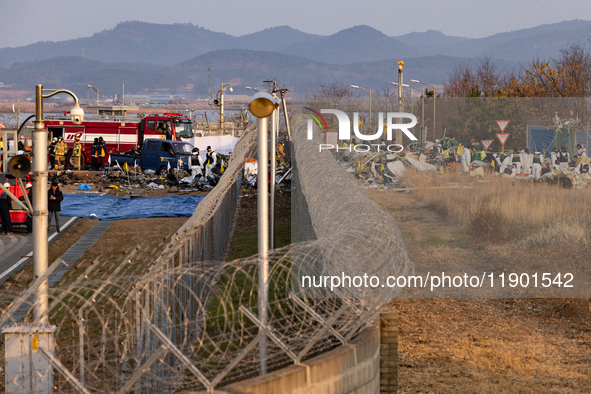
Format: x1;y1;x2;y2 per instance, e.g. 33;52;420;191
407;169;591;247
226;224;292;261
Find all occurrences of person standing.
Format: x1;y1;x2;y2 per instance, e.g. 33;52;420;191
460;146;471;172
550;147;560;170
0;182;13;235
72;137;82;171
521;148;533;175
48;137;57;168
203;146;217;178
54;137;67;170
90;138;99;171
48;181;63;233
531;150;544;180
98;137;107;170
190;147;203;179
558;146;570;170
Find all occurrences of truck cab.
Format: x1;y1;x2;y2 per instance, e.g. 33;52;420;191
138;113;193;146
140;139;193;175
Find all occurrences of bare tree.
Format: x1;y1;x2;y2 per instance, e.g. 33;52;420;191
443;56;503;97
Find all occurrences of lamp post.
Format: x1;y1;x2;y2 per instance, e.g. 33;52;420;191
2;85;83;394
391;82;425;145
351;85;372;128
410;79;436;141
86;85;99;106
248;92;279;376
220;83;233;131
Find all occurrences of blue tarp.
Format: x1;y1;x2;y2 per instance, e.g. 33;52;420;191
527;126;555;158
60;193;205;220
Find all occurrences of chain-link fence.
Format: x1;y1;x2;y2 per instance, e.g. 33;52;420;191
0;110;412;393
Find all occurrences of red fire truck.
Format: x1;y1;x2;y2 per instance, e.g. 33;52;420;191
44;111;193;167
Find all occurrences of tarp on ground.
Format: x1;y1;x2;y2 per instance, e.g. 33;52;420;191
60;193;205;220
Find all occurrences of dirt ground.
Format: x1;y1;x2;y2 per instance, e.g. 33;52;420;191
368;189;591;393
49;169;209;198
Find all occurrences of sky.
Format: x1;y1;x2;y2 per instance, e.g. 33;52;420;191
1;0;591;48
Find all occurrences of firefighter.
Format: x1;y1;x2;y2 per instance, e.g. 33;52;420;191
48;137;57;167
97;137;106;170
276;142;286;167
90;138;99;171
558;146;570;170
54;137;67;170
72;137;82;170
531;150;544;180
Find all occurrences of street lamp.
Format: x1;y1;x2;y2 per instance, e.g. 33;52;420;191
33;86;83;324
219;83;233;130
410;79;436;141
351;85;372;127
2;85;84;392
87;85;99;106
248;92;279;377
390;82;422;114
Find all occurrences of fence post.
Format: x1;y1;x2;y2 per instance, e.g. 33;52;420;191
380;312;398;394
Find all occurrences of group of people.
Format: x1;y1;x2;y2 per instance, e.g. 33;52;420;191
189;145;228;187
443;140;589;180
0;180;63;236
48;136;107;171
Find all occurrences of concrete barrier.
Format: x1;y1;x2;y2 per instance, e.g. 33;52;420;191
191;320;380;394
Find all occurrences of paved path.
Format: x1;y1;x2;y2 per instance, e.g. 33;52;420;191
4;220;114;323
0;216;78;285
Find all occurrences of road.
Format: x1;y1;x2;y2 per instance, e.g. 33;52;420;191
0;216;78;285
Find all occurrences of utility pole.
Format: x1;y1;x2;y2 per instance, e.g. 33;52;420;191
397;61;404;144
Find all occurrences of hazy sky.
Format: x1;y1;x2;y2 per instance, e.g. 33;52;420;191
1;0;590;48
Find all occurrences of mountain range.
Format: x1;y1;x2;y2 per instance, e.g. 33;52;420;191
0;20;590;96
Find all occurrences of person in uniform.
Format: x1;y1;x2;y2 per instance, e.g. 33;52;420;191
98;137;107;170
72;137;82;170
54;137;67;170
558;146;570;170
531;150;544;180
203;146;217;178
48;137;57;168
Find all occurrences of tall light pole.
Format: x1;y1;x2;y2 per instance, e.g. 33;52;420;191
87;85;99;106
3;85;84;394
220;83;233;131
411;79;436;141
390;82;422;114
351;85;372;128
248;92;279;376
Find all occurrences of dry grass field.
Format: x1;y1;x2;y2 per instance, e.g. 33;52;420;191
369;171;591;393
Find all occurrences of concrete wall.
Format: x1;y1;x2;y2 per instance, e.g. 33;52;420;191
193;321;380;394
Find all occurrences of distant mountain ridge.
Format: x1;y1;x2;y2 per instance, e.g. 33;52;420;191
0;20;589;95
1;20;590;68
0;50;521;96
